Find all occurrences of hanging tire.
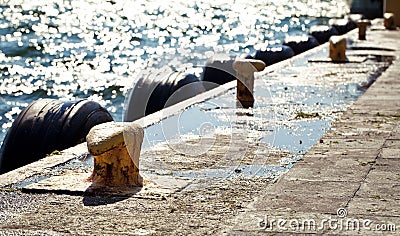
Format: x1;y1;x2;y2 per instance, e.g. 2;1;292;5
310;25;339;44
283;35;320;55
124;71;205;122
254;45;295;66
347;14;364;30
0;99;113;174
329;18;357;35
329;19;348;35
200;55;236;85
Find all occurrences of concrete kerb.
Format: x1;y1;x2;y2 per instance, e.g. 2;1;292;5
0;143;87;188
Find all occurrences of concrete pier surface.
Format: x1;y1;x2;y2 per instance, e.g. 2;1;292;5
1;22;400;235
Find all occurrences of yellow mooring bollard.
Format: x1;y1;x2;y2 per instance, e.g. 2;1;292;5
357;19;371;40
86;122;144;187
233;59;266;108
384;13;396;30
329;36;347;62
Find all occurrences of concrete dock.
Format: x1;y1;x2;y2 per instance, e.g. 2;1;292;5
0;22;399;235
228;33;400;235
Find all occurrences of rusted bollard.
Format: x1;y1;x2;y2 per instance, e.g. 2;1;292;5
329;36;347;62
233;59;265;108
87;122;144;187
357;20;371;40
384;13;396;30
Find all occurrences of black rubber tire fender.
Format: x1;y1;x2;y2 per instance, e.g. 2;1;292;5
200;55;236;85
0;99;113;174
254;45;295;66
329;18;356;35
283;35;320;55
124;71;204;121
310;25;339;44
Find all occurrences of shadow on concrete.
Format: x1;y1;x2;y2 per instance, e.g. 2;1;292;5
82;194;131;206
82;186;142;206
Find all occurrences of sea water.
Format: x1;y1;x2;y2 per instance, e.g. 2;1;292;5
0;0;350;144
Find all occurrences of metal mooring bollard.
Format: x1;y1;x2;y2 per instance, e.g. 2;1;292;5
357;19;371;40
233;59;266;108
87;122;144;187
329;36;347;62
384;13;396;30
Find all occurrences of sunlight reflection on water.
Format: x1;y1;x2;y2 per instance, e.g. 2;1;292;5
0;0;350;143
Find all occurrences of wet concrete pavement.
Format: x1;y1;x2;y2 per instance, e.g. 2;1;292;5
227;51;400;235
0;22;400;235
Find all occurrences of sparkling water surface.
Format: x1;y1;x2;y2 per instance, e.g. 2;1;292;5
0;0;350;144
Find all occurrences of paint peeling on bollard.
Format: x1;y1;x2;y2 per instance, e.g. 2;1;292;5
86;122;144;187
232;59;265;108
329;36;347;62
384;13;396;30
357;20;371;40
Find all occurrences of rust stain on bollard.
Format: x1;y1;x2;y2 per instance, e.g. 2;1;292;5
233;59;265;108
87;122;144;187
384;13;396;30
357;19;371;40
329;36;347;62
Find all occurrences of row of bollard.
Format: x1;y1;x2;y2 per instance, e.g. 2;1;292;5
204;14;371;87
124;14;380;122
91;13;398;188
0;13;397;189
329;13;396;62
94;12;399;188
